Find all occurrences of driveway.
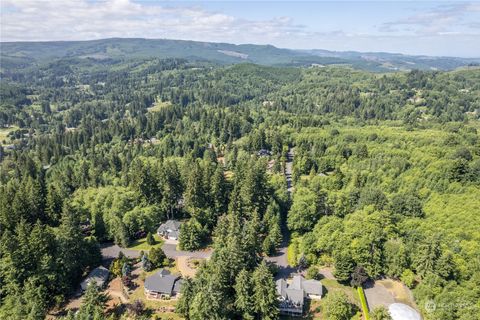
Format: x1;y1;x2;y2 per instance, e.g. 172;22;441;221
100;243;141;265
265;148;296;279
161;243;212;259
364;280;396;309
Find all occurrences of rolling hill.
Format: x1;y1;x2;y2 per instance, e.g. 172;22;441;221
1;38;479;72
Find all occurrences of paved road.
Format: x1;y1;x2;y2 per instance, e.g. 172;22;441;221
265;148;295;279
100;242;211;265
161;243;212;259
286;149;294;193
102;149;291;273
100;243;141;261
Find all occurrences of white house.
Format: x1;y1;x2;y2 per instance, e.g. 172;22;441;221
157;220;182;240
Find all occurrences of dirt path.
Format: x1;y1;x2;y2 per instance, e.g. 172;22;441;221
318;267;335;280
177;256;204;278
106;277;129;304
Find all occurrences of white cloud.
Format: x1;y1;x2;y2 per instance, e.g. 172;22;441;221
380;2;480;35
1;0;479;57
0;0;309;44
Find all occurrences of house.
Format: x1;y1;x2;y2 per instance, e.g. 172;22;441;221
257;149;272;157
276;275;323;316
276;279;304;316
144;269;183;300
80;266;110;291
157;220;182;240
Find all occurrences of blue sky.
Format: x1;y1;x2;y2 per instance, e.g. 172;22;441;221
1;0;479;57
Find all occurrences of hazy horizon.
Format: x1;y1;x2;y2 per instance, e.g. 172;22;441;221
1;0;480;58
2;36;480;59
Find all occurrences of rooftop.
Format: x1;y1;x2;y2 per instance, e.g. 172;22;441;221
157;220;181;233
276;275;323;307
81;266;109;290
144;269;181;295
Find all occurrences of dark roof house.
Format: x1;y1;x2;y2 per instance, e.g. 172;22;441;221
157;220;182;240
257;149;272;157
276;275;323;316
81;266;110;291
144;269;183;299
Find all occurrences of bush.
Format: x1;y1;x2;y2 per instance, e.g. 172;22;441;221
146;232;156;245
323;291;355;320
306;266;320;280
401;269;416;288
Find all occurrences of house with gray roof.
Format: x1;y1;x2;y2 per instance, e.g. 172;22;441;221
81;266;110;291
276;275;323;316
157;220;182;240
144;269;183;300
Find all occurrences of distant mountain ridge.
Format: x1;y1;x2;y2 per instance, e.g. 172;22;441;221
1;38;479;72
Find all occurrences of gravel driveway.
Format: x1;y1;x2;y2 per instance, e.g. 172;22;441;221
364;280;396;309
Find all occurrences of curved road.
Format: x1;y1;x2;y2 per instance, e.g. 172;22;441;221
100;242;211;265
102;149;292;275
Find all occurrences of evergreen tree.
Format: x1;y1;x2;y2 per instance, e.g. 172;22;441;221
75;283;109;320
146;232;155;245
176;277;195;319
252;261;278;320
148;247;167;268
179;218;205;251
234;269;255;320
211;165;228;216
333;251;354;283
184;162;206;214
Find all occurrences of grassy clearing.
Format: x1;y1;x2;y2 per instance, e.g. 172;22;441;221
147;100;171;112
127;234;164;251
322;279;359;304
0;126;18;145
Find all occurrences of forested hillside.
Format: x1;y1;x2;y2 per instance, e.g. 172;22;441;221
0;54;479;319
2;38;479;72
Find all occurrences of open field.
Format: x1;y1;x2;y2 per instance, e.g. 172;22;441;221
147;100;172;112
0;126;17;144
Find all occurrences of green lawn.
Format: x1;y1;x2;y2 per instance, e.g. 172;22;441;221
129;285;182;319
357;286;370;320
321;278;360;304
127;234;164;251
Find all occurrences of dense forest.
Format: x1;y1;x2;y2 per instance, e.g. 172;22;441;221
0;53;479;320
